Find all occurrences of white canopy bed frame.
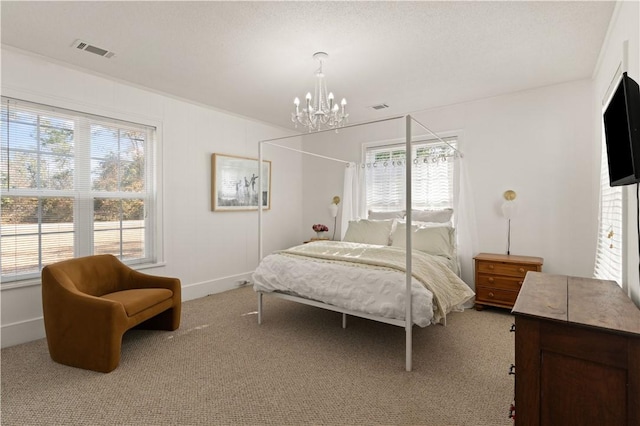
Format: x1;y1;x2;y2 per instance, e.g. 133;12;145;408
256;115;464;372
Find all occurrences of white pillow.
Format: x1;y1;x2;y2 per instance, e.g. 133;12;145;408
391;222;454;258
395;218;448;228
411;208;453;223
368;210;405;220
343;219;393;245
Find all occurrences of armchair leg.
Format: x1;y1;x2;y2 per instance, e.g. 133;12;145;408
47;330;123;373
135;307;180;331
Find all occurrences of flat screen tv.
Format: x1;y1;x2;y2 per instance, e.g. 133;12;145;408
603;72;640;186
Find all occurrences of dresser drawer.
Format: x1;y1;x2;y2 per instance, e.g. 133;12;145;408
476;286;519;306
476;274;524;291
476;261;537;278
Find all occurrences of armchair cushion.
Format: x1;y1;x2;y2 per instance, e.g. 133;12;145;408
101;288;174;317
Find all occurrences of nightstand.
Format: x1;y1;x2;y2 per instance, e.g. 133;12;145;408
473;253;543;310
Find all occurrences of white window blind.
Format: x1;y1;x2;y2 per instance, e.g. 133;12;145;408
0;97;157;283
594;129;624;285
365;138;456;212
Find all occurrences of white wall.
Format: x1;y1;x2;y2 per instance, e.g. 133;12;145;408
593;0;640;306
0;47;304;347
301;79;599;285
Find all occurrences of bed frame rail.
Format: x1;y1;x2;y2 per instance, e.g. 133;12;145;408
257;291;407;328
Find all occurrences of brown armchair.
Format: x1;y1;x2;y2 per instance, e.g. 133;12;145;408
41;254;181;373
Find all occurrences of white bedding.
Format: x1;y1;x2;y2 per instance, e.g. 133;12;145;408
252;241;474;327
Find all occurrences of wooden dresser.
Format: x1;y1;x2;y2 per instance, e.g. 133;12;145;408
512;272;640;425
473;253;543;310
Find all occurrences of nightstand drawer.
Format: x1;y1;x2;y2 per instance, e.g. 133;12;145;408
476;274;524;291
476;286;519;306
476;261;537;278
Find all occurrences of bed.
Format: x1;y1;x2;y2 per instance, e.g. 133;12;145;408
252;217;475;367
255;114;473;371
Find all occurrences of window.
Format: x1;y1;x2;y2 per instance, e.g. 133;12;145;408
594;125;624;286
1;97;158;283
594;67;626;288
365;138;457;212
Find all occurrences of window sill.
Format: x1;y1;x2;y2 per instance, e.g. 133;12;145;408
1;261;167;291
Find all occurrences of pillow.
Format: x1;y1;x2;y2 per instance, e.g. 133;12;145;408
411;208;453;223
391;222;454;258
395;218;448;228
343;219;393;245
368;210;405;220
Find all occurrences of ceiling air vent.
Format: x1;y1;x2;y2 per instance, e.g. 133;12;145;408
71;39;115;58
371;103;389;110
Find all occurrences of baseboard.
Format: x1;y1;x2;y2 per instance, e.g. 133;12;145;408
1;317;46;349
1;271;255;349
181;271;254;301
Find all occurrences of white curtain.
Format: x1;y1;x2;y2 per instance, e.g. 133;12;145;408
341;163;366;239
453;157;479;288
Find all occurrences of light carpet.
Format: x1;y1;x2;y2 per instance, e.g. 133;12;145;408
1;286;515;425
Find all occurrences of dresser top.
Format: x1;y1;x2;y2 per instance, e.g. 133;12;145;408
512;272;640;336
474;252;543;265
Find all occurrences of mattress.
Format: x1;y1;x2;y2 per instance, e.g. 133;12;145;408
252;241;474;327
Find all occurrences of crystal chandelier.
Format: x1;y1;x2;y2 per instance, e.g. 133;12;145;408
291;52;348;132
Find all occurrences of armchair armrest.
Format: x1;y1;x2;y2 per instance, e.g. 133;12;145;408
126;268;181;295
124;267;181;330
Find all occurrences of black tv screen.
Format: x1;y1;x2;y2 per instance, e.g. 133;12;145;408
603;72;640;186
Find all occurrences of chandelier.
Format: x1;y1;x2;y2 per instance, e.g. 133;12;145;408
291;52;348;132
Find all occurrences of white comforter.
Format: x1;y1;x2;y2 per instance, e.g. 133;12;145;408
252;241;475;327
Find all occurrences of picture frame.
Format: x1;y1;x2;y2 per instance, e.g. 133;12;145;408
211;153;271;211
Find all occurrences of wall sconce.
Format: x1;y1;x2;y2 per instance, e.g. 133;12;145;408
329;196;340;240
329;195;340;218
501;190;517;255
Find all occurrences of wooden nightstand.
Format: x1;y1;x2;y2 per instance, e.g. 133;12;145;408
473;253;543;310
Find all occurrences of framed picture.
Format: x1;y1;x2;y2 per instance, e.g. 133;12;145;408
211;153;271;211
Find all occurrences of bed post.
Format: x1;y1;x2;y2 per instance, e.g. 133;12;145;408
258;141;264;262
405;114;413;372
258;141;264;325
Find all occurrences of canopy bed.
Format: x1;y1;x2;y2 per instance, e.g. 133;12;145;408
254;115;475;371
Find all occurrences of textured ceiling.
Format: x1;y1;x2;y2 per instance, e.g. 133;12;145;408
1;1;615;130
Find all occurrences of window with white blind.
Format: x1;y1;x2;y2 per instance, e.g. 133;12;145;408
594;125;624;286
365;138;456;212
0;97;158;284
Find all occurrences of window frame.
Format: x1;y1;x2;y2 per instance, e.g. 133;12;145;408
0;96;164;289
594;67;626;289
594;121;626;288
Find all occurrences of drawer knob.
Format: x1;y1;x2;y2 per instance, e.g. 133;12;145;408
488;265;495;270
488;292;495;298
519;267;525;273
518;281;523;285
488;277;494;283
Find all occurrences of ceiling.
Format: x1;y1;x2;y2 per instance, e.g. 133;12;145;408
1;1;615;131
